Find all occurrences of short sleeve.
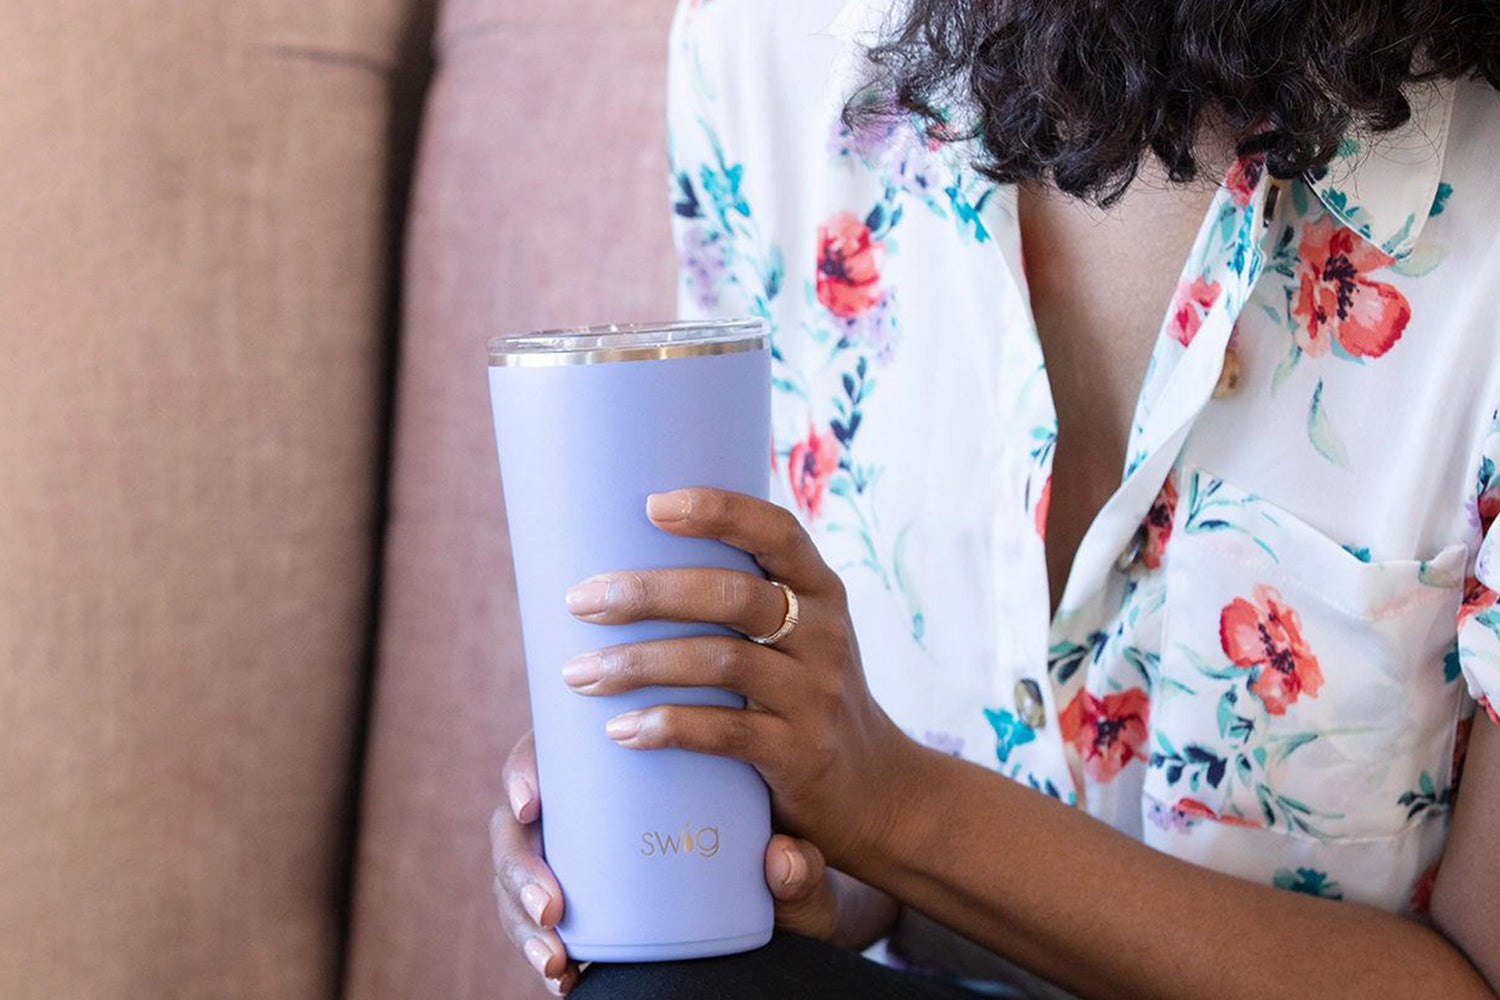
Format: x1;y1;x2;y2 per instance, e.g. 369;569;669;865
1457;411;1500;727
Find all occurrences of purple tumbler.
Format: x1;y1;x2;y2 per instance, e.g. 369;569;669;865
487;320;775;962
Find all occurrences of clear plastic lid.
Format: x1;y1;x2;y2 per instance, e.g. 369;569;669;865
488;319;768;367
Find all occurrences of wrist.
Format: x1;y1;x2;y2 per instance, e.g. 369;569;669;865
841;722;938;881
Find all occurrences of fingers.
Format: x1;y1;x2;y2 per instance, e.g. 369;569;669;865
565;567;795;647
502;730;540;825
562;635;796;710
764;834;840;941
604;702;791;771
645;488;841;595
490;804;580;993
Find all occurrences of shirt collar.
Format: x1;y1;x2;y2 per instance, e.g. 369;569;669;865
823;0;1457;261
1304;78;1458;260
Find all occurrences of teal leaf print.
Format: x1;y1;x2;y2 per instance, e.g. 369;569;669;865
1122;646;1160;687
892;524;925;646
1182;473;1280;561
1049;631;1108;685
1290;179;1310;218
672;170;702;219
1307;379;1350;467
1390;242;1448;278
1216;689;1255;742
1429;181;1453;218
1341;544;1372;562
1150;737;1228;790
984;707;1036;765
1397;771;1452;820
1379;212;1417;257
1273;868;1344;900
1270;340;1301;395
1418;558;1463;590
1444;642;1461;684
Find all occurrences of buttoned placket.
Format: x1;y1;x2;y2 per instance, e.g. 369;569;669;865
973;166;1282;803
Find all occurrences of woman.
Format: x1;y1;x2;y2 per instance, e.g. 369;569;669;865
493;0;1500;996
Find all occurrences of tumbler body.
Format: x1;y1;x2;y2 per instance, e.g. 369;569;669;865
488;322;774;962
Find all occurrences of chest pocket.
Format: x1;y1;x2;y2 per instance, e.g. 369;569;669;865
1143;467;1468;842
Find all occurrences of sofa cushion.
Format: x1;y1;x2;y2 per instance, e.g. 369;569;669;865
0;0;431;995
344;1;678;996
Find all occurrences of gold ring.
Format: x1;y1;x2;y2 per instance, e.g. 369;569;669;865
747;580;799;646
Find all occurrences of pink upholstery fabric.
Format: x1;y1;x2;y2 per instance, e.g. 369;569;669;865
0;0;431;996
345;2;679;997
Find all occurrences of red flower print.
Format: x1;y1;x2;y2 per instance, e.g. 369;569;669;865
1459;575;1499;627
1484;696;1500;728
1166;276;1222;347
1034;474;1053;540
1175;797;1260;828
788;423;839;521
1060;688;1150;783
1291;215;1411;360
1224;154;1265;208
1480;484;1500;536
1408;861;1440;916
1140;474;1178;570
1219;585;1324;715
816;212;884;318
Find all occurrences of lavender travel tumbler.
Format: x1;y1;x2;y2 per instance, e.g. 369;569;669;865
488;320;775;962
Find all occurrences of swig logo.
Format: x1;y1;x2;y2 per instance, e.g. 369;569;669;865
640;824;720;858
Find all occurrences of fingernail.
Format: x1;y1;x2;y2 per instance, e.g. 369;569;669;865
605;712;640;740
524;937;555;978
520;883;551;925
565;578;609;615
647;491;692;521
781;846;805;888
507;776;534;821
561;652;604;687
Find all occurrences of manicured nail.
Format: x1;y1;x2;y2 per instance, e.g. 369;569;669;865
520;883;551;925
507;775;534;821
565;577;609;615
605;712;641;740
524;937;555;978
561;652;604;687
781;846;805;888
647;490;692;521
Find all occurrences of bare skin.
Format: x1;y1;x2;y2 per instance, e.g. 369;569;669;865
490;148;1500;996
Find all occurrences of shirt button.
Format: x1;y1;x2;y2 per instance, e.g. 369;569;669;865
1212;347;1243;399
1014;678;1046;729
1115;525;1146;572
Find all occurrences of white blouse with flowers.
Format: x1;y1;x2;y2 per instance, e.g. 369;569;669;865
667;0;1500;973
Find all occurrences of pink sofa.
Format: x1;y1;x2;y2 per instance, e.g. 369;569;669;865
0;0;676;997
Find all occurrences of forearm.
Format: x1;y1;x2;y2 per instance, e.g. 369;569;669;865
845;740;1495;1000
827;866;902;952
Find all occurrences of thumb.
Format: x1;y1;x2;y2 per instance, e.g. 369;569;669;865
764;834;839;940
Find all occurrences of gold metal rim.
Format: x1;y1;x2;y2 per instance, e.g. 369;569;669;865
488;320;768;367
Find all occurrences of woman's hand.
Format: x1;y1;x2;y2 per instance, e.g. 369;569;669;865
559;486;920;869
490;730;876;996
491;730;579;996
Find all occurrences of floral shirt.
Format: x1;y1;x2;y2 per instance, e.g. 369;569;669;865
667;0;1500;973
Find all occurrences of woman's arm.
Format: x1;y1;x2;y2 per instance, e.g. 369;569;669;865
566;486;1497;1000
851;720;1500;1000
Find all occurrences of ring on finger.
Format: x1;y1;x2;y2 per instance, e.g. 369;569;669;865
746;580;799;647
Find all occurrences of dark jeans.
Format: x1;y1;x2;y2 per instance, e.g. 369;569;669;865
569;929;1007;1000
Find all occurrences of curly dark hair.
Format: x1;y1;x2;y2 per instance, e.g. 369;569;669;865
847;0;1500;205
